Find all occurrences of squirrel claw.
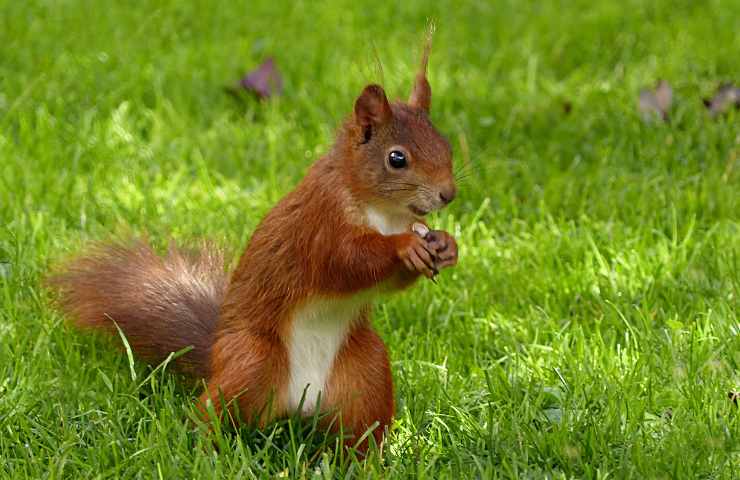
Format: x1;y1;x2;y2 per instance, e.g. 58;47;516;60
409;225;457;277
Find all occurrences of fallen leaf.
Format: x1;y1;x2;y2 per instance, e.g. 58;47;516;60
704;83;740;117
639;80;672;122
236;58;283;99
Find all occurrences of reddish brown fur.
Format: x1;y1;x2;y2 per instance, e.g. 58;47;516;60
326;316;395;450
408;27;434;113
49;241;226;378
50;40;458;453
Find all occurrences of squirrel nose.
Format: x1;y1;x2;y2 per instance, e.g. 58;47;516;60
438;185;457;205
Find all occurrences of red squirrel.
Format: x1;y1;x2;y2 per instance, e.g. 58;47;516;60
50;39;458;451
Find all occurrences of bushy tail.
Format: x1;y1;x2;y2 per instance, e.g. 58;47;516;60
48;240;227;378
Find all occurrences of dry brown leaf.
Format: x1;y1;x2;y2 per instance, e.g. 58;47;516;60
639;80;672;122
237;58;283;99
704;83;740;117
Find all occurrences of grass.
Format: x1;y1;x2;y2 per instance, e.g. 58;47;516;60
1;0;739;477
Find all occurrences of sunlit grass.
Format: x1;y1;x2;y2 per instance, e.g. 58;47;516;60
1;0;738;477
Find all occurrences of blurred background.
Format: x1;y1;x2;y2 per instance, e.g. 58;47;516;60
2;1;738;234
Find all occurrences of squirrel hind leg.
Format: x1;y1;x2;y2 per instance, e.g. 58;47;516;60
47;239;227;378
325;322;394;453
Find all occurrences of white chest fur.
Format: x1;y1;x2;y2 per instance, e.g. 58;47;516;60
284;205;409;415
365;206;410;235
286;296;368;414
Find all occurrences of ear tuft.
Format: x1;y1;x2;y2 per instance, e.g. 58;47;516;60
409;75;431;112
354;84;392;129
408;25;434;112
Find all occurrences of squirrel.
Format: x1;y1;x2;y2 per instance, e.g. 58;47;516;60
49;37;458;452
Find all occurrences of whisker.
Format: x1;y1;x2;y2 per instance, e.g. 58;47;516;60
382;180;424;188
377;187;417;194
454;172;474;182
453;163;475;176
454;167;474;176
381;181;437;196
377;187;415;192
454;170;473;180
454;177;473;186
455;169;474;178
453;159;487;184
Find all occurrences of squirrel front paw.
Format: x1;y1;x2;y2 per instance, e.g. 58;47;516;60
396;233;437;278
424;230;458;270
411;223;458;273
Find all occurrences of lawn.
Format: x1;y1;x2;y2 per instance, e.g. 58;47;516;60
1;0;739;478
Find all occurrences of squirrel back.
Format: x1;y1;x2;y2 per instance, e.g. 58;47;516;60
48;241;226;378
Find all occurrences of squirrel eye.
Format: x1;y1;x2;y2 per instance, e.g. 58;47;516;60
388;150;407;169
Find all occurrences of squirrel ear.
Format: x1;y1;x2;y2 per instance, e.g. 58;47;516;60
408;75;431;113
354;84;392;128
408;28;433;112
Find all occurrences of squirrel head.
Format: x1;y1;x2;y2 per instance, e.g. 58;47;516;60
340;36;456;221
